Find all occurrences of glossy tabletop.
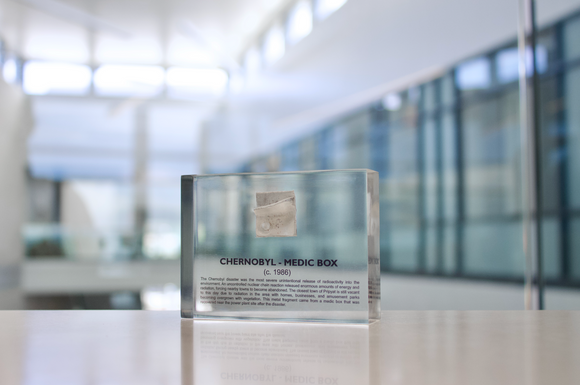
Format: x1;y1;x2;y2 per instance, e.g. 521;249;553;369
0;311;579;385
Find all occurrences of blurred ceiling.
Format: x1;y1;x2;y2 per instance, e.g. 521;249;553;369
3;0;580;173
0;0;288;66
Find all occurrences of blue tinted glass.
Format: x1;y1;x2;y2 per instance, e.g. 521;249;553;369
456;57;491;90
496;46;548;84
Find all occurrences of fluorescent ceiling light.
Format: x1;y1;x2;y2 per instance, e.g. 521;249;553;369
94;65;164;97
314;0;347;21
287;1;313;45
166;67;228;98
262;25;285;66
23;61;92;95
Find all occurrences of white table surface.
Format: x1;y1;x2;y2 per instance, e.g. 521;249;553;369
0;311;579;385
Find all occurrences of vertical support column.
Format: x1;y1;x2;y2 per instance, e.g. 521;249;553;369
518;0;544;309
133;105;148;259
370;107;389;270
434;79;445;274
417;87;426;273
554;23;570;283
52;180;62;223
453;69;465;276
383;110;391;271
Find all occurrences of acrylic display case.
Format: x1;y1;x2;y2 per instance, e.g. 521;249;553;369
181;169;380;323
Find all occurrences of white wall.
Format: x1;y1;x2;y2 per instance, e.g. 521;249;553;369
0;77;33;309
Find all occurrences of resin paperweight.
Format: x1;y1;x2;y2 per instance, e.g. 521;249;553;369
181;169;380;323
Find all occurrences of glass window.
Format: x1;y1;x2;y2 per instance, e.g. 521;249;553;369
316;128;334;170
456;57;491;90
441;73;455;106
382;93;402;111
425;226;437;272
542;218;561;281
94;65;164;97
566;67;580;209
442;111;457;221
496;47;522;84
286;0;313;45
423;117;438;222
343;111;370;168
538;77;561;213
442;224;457;274
280;143;300;171
299;137;317;170
329;123;349;169
387;89;419;122
536;28;557;72
389;225;420;271
422;82;437;112
495;46;548;84
369;108;388;177
385;109;420;271
463;90;521;219
250;158;269;173
568;218;580;280
564;15;580;62
464;99;500;218
23;61;92;95
464;221;524;277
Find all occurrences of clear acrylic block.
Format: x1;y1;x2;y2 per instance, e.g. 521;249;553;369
181;169;380;323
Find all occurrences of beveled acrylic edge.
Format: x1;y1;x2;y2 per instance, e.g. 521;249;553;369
182;168;375;179
181;175;195;318
191;314;379;325
367;170;381;321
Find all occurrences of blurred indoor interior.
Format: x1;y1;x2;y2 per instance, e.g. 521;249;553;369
1;0;580;310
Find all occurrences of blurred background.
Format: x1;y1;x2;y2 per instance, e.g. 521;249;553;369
0;0;579;310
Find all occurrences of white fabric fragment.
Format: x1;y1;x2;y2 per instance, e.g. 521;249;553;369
253;191;297;238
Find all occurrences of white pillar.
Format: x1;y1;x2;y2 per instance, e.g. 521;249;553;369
0;76;33;309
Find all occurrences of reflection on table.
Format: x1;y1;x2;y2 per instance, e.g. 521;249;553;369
182;320;370;385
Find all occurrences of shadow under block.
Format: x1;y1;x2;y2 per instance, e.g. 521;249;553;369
181;169;380;323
